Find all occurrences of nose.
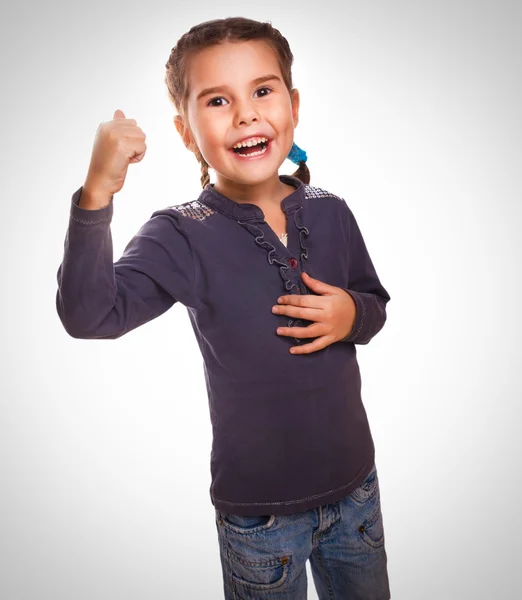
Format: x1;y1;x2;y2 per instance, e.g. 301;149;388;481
234;98;260;127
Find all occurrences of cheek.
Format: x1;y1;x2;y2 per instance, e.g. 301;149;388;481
271;104;295;130
198;115;226;148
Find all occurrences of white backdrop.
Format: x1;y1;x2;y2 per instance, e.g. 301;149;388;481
1;0;521;598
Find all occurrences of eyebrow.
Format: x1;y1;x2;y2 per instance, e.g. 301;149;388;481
196;74;282;101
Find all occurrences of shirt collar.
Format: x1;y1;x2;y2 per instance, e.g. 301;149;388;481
198;174;305;220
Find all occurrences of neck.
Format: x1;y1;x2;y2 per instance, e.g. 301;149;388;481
213;173;293;208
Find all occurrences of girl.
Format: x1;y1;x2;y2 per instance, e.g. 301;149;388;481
56;16;392;600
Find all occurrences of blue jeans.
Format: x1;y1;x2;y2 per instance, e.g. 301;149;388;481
214;462;390;599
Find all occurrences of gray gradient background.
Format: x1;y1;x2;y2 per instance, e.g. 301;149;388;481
1;0;521;598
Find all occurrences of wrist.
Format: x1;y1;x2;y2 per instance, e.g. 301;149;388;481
79;183;113;210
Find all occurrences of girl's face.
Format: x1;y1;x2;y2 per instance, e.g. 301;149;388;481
176;40;300;190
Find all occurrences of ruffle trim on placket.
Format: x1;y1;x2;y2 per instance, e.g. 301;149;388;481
293;206;310;264
237;207;311;344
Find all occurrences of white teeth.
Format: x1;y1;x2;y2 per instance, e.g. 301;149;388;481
235;145;268;157
233;137;268;149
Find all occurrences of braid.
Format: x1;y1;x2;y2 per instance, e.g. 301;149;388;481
195;148;210;188
292;161;310;184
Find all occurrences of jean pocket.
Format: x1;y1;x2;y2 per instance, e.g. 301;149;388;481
349;463;379;504
349;464;385;549
227;544;292;592
216;511;277;534
215;511;291;592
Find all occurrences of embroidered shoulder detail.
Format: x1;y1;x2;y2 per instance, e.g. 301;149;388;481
169;200;216;221
304;184;342;202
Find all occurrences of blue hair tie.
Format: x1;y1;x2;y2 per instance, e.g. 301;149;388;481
287;142;307;165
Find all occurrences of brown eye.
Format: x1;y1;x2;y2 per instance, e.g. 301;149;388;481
208;97;228;107
255;87;272;97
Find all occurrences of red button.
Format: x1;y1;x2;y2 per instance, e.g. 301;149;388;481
288;258;298;269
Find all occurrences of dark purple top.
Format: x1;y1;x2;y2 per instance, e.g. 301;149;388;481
56;174;391;516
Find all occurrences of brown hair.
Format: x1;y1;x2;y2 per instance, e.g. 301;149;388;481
164;16;310;188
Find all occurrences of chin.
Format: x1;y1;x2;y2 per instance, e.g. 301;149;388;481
232;171;281;186
213;162;281;185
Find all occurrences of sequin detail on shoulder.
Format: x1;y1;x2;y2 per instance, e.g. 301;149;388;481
169;200;216;222
304;184;342;202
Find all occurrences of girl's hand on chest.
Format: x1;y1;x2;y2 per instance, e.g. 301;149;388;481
271;272;356;354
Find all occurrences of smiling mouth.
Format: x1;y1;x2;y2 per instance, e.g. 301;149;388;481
231;139;270;156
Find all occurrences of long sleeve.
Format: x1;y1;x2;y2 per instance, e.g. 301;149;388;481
338;203;391;345
56;186;195;339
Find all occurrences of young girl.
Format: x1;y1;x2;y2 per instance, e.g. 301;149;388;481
56;16;392;600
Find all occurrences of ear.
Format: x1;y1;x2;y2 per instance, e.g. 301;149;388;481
290;88;300;128
173;115;196;152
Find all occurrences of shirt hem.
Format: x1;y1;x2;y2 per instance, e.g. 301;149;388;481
212;452;375;517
